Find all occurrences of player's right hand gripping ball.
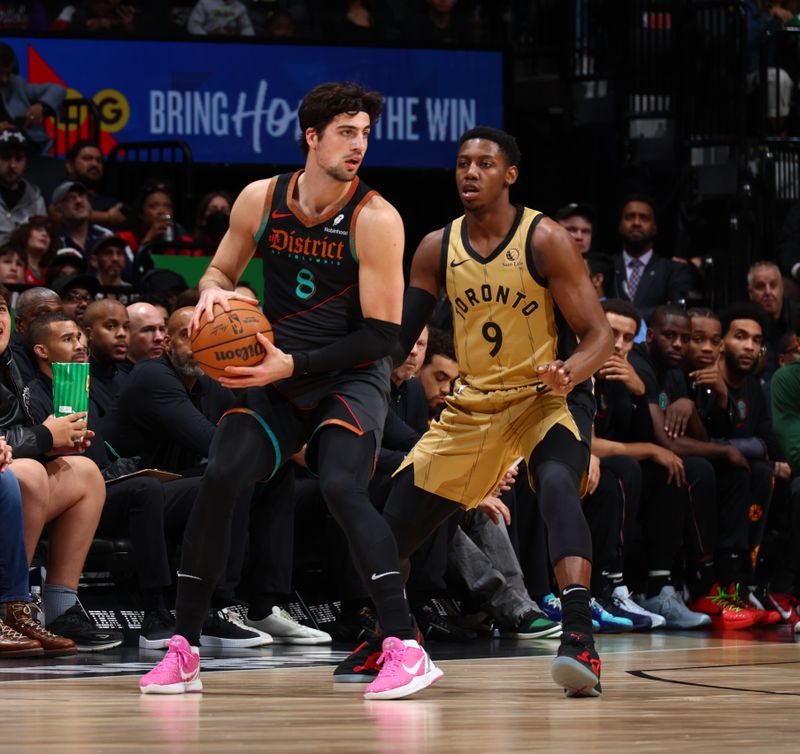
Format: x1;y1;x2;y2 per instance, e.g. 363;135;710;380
191;301;274;381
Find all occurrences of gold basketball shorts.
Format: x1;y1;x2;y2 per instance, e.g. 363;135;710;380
394;380;583;509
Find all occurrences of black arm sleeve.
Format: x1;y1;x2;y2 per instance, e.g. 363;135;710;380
291;317;400;377
391;286;438;367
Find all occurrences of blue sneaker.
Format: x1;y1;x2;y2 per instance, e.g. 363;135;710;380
597;594;652;631
590;598;633;633
542;593;600;631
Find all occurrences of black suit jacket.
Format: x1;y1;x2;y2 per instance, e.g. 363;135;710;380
610;252;694;320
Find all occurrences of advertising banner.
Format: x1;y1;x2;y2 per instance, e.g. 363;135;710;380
7;38;503;167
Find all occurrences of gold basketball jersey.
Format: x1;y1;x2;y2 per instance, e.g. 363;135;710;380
443;206;560;392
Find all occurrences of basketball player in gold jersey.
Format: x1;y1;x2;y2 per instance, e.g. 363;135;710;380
338;126;613;697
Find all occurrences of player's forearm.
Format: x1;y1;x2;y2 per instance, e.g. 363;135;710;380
199;265;236;292
291;318;400;377
592;437;659;462
564;327;613;386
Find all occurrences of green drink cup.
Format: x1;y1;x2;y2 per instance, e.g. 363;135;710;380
52;362;90;418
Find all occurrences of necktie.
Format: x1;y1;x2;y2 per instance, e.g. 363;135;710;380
628;258;644;301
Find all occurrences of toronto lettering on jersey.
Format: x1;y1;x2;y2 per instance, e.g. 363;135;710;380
269;228;345;260
453;285;539;320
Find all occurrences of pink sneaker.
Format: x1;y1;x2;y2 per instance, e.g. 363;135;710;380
364;637;443;700
139;635;202;695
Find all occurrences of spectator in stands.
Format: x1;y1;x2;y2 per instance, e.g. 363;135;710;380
45;248;86;286
124;302;167;371
82;298;129;419
589;299;692;628
191;191;232;252
10;286;61;383
105;307;234;472
64;140;126;229
555;202;595;255
24;309;214;649
404;0;472;46
50;1;137;33
0;448;77;657
187;0;255;35
0;241;23;284
0;284;118;651
6;216;59;285
0;43;66;154
117;182;190;255
88;235;130;289
417;326;459;418
50;274;99;326
50;181;112;255
608;195;694;320
778;330;800;367
630;305;774;627
747;260;800;380
0;131;45;241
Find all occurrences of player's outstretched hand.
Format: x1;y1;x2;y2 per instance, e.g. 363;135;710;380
477;496;511;526
191;287;259;336
219;332;293;388
536;360;573;395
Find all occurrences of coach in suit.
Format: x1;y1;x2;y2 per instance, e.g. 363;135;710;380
608;195;694;321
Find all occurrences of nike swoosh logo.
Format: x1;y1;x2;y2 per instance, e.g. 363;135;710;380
271;211;293;219
535;383;548;393
370;571;400;581
402;657;424;675
450;258;470;267
562;586;587;595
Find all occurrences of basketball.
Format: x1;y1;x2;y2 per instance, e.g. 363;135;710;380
191;301;274;381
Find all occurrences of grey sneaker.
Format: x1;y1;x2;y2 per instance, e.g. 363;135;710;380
245;606;331;645
639;585;711;629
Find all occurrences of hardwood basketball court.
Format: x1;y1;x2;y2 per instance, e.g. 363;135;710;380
2;626;799;753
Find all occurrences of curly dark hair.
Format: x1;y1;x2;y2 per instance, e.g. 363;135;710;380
297;82;383;155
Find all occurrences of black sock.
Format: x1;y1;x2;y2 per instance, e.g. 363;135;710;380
372;574;415;640
142;588;165;613
247;593;279;622
175;575;214;647
646;570;672;597
687;560;716;601
560;584;593;636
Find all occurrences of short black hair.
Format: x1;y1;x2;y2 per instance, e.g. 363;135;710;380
651;304;689;329
26;310;72;352
779;330;798;354
0;43;17;71
297;82;383;156
619;192;656;219
458;127;521;167
423;326;456;366
602;298;642;333
66;139;101;162
719;301;767;338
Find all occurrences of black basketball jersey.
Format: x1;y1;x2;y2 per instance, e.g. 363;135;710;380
256;171;377;353
254;170;390;404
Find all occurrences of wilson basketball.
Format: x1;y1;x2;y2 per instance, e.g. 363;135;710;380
191;301;274;381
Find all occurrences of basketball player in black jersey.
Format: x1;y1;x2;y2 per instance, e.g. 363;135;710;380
341;127;614;698
140;82;441;700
